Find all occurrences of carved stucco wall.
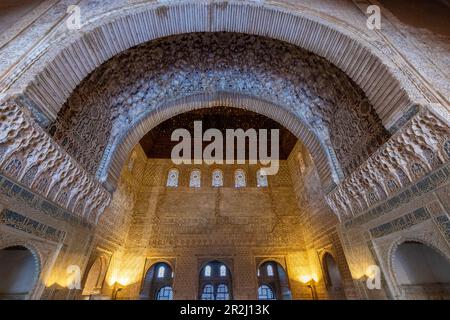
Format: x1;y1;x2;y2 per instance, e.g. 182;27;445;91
338;160;450;300
375;220;450;300
94;147;146;252
100;142;364;300
102;149;324;300
0;181;95;300
0;221;59;300
83;145;148;298
287;142;358;300
0;144;144;300
1;119;448;300
130;159;304;248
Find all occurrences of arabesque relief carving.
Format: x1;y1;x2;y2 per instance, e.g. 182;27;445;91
326;107;450;221
0;98;110;222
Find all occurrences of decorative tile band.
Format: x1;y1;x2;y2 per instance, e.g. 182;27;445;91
435;215;450;241
0;209;66;243
0;174;93;229
387;104;420;134
370;208;430;239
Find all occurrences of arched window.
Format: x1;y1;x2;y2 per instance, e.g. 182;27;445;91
258;284;275;300
257;261;292;300
190;170;201;188
199;261;232;300
156;286;173;300
204;265;212;277
166;169;179;187
266;264;274;277
234;169;246;188
157;265;166;278
220;265;227;277
139;262;173;300
216;284;230;300
212;169;224;187
256;169;268;187
201;284;215;300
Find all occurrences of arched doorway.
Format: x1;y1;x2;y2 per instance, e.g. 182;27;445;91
140;262;174;300
0;246;39;300
81;256;109;298
199;261;232;300
257;261;292;300
393;241;450;299
322;253;345;299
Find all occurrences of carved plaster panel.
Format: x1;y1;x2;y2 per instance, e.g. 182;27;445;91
326;107;450;220
0;98;111;222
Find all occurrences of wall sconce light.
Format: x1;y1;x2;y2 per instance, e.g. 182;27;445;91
112;283;123;300
299;275;317;300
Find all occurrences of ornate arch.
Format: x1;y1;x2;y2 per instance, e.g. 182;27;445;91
50;26;392;195
387;235;450;299
140;259;175;299
0;0;439;222
5;0;421;129
257;258;288;272
199;259;233;276
0;241;43;300
144;259;175;277
100;92;339;192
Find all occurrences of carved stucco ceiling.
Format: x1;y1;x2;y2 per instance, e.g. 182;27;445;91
139;106;298;160
49;32;389;179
